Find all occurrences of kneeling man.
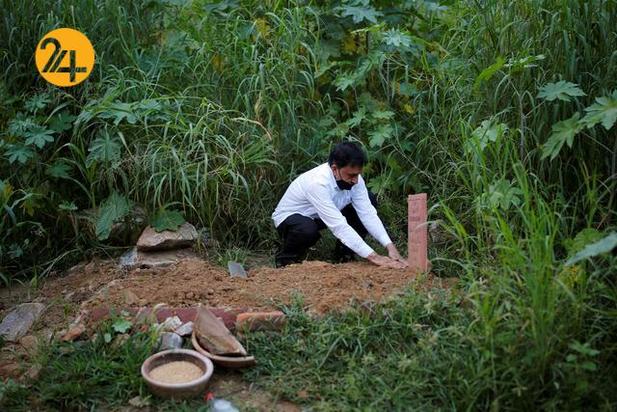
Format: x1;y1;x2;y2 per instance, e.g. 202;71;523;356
272;141;408;269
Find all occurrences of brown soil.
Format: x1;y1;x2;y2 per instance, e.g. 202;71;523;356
81;258;450;314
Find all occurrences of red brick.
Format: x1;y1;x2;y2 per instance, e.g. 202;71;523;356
408;193;429;272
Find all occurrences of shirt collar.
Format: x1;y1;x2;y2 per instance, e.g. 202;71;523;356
323;162;340;191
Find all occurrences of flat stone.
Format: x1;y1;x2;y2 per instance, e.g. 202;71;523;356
158;332;183;351
174;321;193;337
136;223;198;252
123;289;139;305
0;303;45;342
119;247;198;270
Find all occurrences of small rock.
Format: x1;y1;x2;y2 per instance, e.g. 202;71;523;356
136;223;198;252
235;311;286;332
123;290;139;305
185;291;195;299
19;335;39;357
112;333;130;348
174;321;193;337
25;364;42;381
207;289;215;295
159;316;182;332
0;361;21;379
0;303;46;342
128;395;151;408
62;323;86;342
158;332;183;351
119;247;198;270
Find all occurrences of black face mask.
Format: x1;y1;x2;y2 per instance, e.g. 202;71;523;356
336;179;354;190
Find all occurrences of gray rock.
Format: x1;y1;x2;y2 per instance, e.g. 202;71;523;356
0;303;45;342
136;223;198;252
119;247;198;270
159;316;182;332
174;321;194;337
158;332;183;351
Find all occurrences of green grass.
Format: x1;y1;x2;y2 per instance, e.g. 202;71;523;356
1;0;616;409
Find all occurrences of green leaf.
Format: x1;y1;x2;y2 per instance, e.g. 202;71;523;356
581;90;617;130
334;72;356;91
8;115;35;136
86;130;122;166
25;93;50;113
465;119;508;154
338;0;383;24
346;107;367;128
48;111;76;133
58;201;78;211
46;160;72;179
537;81;585;102
99;101;138;125
565;232;617;266
368;124;393;148
371;110;395;120
541;113;583;160
112;318;132;334
563;228;604;257
96;192;131;240
474;57;505;89
5;144;35;164
150;209;185;232
103;333;112;343
24;125;55;148
382;29;412;48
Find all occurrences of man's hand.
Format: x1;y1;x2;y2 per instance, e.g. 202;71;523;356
367;252;407;269
385;243;409;268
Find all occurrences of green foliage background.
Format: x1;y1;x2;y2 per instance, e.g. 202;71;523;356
1;0;616;409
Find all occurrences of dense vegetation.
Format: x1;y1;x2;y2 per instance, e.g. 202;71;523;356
1;0;616;410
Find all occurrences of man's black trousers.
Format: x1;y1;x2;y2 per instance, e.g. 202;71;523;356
275;192;378;267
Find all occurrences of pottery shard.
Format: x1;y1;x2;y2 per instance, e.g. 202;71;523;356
0;303;45;342
62;323;86;342
119;247;198;270
235;311;286;332
136;223;198;252
174;321;194;337
194;306;247;356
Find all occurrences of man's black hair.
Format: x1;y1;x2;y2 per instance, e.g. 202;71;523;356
328;141;367;168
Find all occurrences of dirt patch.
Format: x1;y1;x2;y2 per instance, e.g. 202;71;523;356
82;258;451;314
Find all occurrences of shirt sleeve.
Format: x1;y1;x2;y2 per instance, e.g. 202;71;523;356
351;176;392;247
305;182;375;258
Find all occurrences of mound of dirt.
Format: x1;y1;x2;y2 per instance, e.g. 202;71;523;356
83;258;452;314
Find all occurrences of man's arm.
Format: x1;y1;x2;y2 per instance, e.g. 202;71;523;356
351;176;408;266
305;182;406;268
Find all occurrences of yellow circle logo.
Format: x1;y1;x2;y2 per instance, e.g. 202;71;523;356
35;28;95;87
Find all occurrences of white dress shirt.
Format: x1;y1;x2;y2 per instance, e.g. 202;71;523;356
272;162;392;258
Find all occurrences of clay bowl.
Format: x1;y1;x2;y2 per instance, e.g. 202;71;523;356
191;332;256;368
141;349;214;399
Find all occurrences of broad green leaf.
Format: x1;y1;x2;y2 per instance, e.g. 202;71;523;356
537;81;585;102
24;125;55;148
474;57;505;89
475;179;523;211
541;113;583;160
96;192;131;240
99;101;138;125
5;144;35;164
581;90;617;130
48;111;76;133
151;209;185;232
383;29;412;48
86;130;122;166
46;160;72;179
346;107;367;128
112;318;132;334
563;228;604;256
334;72;356;91
465;119;508;153
7;115;35;136
565;232;617;266
58;201;78;211
25;93;50;113
372;110;395;120
368;124;393;148
339;0;383;24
